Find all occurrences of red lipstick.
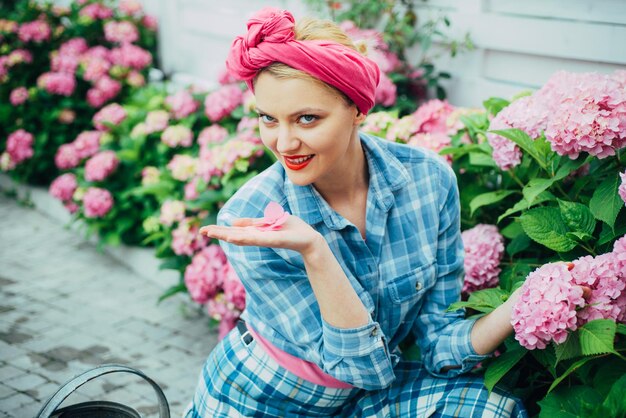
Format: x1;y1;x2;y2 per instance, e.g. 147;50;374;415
283;154;315;171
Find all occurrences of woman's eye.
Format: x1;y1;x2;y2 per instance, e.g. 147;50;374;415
259;114;275;124
299;114;318;125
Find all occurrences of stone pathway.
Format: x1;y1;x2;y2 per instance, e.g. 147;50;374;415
0;193;218;417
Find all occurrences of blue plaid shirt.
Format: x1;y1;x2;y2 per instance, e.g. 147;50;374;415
217;133;488;390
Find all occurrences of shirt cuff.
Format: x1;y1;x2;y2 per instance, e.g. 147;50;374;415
321;317;387;358
449;317;490;373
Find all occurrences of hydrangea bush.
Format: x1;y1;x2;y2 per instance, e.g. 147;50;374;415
0;0;157;184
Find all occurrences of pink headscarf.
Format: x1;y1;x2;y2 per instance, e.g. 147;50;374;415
226;7;380;114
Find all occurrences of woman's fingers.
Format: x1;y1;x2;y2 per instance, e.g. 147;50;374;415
232;218;256;227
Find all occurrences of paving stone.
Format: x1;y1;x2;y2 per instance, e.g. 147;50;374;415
4;373;48;392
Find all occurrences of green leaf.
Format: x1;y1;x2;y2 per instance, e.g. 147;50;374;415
482;97;510;116
506;233;531;257
447;288;507;313
590;174;623;229
519;207;577;252
554;332;582;364
558;199;596;236
499;263;532;293
598;374;626;418
522;178;555;205
158;282;187;303
468;152;497;167
548;357;595;393
617;324;626;336
469;190;516;216
498;191;555;223
530;344;557;377
539;385;602;417
483;347;526;392
491;128;545;169
592;361;626;397
579;319;616;356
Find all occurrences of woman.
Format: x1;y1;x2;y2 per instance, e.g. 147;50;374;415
187;7;527;417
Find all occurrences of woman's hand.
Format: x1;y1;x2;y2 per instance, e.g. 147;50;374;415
199;215;323;256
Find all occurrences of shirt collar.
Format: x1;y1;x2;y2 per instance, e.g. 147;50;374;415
283;132;410;230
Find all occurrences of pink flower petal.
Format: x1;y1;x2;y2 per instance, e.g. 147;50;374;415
255;202;290;231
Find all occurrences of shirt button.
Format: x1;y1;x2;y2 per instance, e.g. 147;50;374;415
415;281;423;291
370;327;378;337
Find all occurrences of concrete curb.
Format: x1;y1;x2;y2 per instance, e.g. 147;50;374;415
0;173;179;291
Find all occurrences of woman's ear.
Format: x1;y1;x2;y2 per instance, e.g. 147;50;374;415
354;109;367;126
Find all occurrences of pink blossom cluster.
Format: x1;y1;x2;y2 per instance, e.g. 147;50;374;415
198;125;229;146
144;110;169;133
161;125;193;148
461;224;505;293
0;50;34;81
204;85;244;122
184;244;228;304
159;200;186;226
512;238;626;349
82;187;114;218
37;72;76;96
109;43;152;70
49;173;78;203
165;90;199;120
9;87;28;105
488;70;626;170
79;3;113;20
361;112;397;137
84;151;119;182
204;262;247;340
18;20;51;43
93;103;127;131
119;0;143;16
375;74;397;107
54;131;102;170
511;262;585;350
620;171;626;206
141;166;160;185
104;21;139;44
171;218;208;256
167;154;198;181
413;99;456;135
407;133;452;163
5;129;34;166
198;138;263;181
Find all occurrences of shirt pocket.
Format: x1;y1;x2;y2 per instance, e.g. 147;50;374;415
388;261;437;304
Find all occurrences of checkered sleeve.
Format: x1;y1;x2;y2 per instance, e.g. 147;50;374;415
413;163;489;378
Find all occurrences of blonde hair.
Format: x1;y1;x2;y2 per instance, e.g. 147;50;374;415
254;17;368;108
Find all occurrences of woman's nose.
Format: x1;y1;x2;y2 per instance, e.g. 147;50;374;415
275;125;300;154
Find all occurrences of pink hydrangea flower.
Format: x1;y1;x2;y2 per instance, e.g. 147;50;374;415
237;117;259;133
109;44;152;70
81;55;111;82
0;152;15;171
204;84;243;122
59;37;88;56
142;15;158;31
375;73;397;107
54;144;80;169
159;200;186;227
486;113;523;170
386;115;419;143
141;166;160;185
94;76;122;101
171;218;208;256
198;138;261;181
165;90;199;119
79;3;113;19
184;178;200;200
184;244;227;304
6;129;34;164
414;99;456;134
198;125;228;146
217;66;239;85
119;0;143;16
167;154;197;181
614;235;626;274
93;103;127;131
7;49;33;66
362;111;397;136
339;21;399;73
10;87;28;105
51;53;79;74
73;131;101;159
223;262;245;311
207;294;240;340
87;88;107;108
144;110;169;134
461;224;505;294
84;151;119;182
161;125;193;148
0;19;18;34
49;173;78;202
58;109;76;124
126;70;145;87
37;72;76;96
571;254;626;324
64;201;79;214
618;171;626;204
18;20;51;43
511;262;585;350
82;187;114;218
406;133;452;164
104;21;139;44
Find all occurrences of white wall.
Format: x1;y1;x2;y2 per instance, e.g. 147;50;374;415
144;0;625;105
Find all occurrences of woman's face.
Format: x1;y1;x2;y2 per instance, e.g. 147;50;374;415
254;71;365;187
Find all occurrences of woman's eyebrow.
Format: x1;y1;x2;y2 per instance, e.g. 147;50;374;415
255;107;326;117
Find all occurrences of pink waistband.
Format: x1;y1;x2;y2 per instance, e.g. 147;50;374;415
246;324;353;389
